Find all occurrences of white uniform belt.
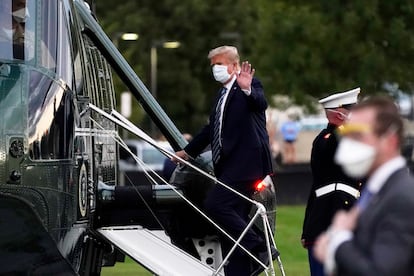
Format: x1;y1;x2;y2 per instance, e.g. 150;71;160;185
315;183;360;198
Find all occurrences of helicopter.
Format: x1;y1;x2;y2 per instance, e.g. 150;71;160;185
0;0;280;275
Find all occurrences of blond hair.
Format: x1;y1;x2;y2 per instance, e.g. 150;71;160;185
207;45;240;65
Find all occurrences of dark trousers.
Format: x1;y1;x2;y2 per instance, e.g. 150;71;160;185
204;177;264;276
308;245;325;276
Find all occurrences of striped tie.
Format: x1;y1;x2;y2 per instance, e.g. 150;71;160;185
212;87;227;164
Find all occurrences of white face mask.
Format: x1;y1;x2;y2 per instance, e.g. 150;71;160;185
212;65;231;83
335;137;376;178
12;8;30;23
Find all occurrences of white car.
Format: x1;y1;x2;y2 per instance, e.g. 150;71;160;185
118;140;173;186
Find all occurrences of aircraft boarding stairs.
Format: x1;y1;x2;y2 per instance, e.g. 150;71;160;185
95;180;279;276
90;104;283;276
97;225;223;276
95;171;226;275
95;165;280;276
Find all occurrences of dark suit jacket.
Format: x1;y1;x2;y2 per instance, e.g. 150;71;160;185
185;78;273;182
335;167;414;276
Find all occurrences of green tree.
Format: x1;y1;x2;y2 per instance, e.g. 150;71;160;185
253;0;414;106
95;1;414;134
95;0;259;136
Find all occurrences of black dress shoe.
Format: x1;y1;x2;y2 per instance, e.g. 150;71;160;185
250;246;280;276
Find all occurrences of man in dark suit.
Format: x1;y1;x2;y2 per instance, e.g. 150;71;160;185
174;45;274;276
302;88;362;276
314;96;414;275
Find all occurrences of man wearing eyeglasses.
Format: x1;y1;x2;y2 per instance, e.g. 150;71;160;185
314;96;414;275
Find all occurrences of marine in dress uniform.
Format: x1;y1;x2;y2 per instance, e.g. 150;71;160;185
301;88;362;276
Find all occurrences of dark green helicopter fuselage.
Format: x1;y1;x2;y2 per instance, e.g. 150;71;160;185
0;0;117;274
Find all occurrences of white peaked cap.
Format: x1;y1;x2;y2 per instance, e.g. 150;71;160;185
318;87;360;109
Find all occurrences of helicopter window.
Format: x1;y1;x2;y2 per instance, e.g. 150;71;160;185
0;0;36;61
55;0;73;87
37;0;58;71
0;0;57;69
28;70;75;160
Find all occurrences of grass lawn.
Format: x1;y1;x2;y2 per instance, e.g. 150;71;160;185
101;205;309;276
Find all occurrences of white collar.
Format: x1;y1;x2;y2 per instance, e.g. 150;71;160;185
366;156;406;194
224;74;237;91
